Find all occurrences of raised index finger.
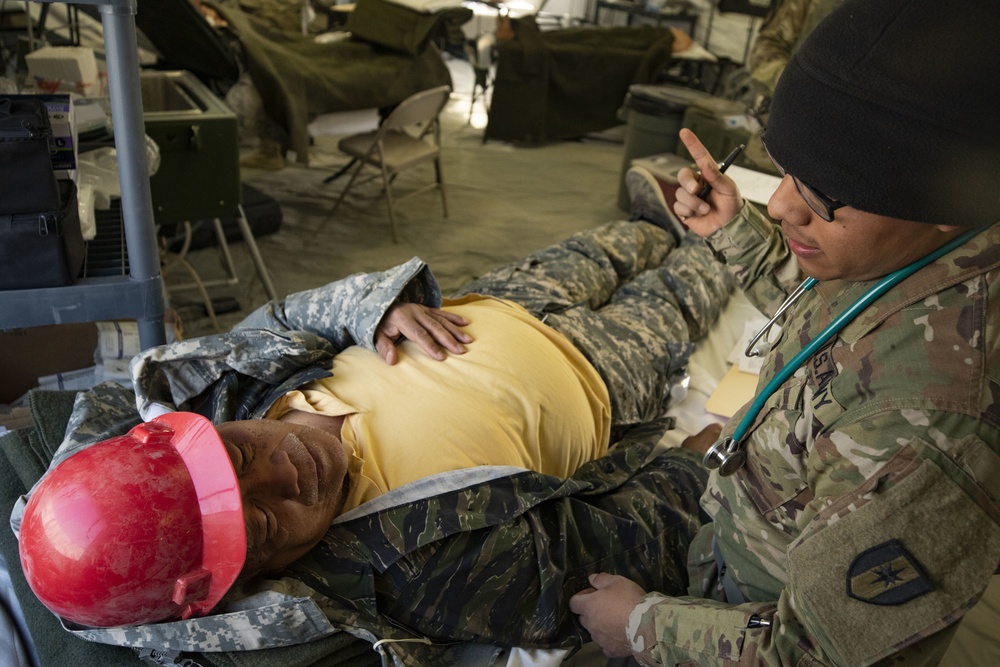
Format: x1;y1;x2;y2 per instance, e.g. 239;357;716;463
678;128;721;190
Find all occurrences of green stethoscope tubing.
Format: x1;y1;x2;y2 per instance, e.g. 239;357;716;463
705;225;987;475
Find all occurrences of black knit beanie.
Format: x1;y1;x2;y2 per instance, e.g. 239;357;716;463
764;0;1000;226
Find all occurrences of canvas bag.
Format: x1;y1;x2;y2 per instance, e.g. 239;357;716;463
0;179;84;290
0;96;84;290
0;96;61;216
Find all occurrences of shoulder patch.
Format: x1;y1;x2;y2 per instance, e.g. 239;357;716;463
846;539;933;606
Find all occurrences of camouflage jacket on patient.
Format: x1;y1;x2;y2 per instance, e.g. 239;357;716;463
13;222;733;666
628;207;1000;667
53;393;705;667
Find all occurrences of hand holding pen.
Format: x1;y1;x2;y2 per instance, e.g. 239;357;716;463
697;143;745;199
672;129;747;239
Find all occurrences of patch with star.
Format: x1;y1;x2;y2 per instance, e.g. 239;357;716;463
847;539;933;605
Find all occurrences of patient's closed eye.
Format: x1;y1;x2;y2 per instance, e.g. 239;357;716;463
248;506;273;555
223;438;254;475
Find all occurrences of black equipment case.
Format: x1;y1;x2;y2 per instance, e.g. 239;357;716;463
0;96;84;290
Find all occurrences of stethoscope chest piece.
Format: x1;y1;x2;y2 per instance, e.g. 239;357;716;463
703;437;746;477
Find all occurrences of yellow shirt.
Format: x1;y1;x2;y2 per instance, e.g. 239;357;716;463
267;295;611;511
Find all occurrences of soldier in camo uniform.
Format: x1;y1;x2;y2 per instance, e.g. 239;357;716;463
746;0;842;97
736;0;845;178
571;0;1000;665
12;218;734;665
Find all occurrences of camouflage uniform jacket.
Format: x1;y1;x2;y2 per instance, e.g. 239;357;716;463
748;0;843;95
130;257;438;423
627;204;1000;666
283;421;707;663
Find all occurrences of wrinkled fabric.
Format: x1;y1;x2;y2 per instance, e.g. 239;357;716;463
747;0;843;95
456;226;734;425
293;422;709;663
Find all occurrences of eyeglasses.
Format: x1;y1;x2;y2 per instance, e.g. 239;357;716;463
760;135;846;222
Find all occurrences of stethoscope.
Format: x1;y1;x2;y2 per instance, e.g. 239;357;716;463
703;226;985;476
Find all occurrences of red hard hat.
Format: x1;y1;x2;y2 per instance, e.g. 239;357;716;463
18;412;246;628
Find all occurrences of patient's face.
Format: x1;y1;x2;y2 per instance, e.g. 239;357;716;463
216;420;349;576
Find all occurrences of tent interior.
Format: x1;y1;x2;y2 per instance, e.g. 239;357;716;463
0;1;997;666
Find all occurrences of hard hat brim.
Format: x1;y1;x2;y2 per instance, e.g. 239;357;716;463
155;412;247;619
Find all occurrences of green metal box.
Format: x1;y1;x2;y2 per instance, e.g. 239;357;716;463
141;70;240;226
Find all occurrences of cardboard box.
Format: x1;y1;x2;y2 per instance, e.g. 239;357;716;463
25;46;102;96
0;323;98;404
0;311;181;405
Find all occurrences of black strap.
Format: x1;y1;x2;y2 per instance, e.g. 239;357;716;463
712;536;747;604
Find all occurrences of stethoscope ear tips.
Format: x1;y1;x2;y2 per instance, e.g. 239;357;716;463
703;437;746;476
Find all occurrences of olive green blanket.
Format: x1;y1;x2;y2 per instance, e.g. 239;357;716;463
486;18;677;145
211;0;471;164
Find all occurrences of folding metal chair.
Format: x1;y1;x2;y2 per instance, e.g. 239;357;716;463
318;85;451;242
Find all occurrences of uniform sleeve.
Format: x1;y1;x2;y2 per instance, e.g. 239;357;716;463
627;412;1000;666
130;259;441;417
705;202;801;318
747;0;813;94
237;256;441;350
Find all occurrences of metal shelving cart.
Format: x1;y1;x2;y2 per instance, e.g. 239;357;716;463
0;0;166;350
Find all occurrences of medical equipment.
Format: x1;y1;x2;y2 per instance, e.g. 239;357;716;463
743;276;816;358
704;225;987;476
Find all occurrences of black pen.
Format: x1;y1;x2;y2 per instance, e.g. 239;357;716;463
697;143;746;200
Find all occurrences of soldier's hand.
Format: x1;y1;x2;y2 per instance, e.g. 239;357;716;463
569;573;646;658
681;422;723;454
375;303;472;365
674;129;744;237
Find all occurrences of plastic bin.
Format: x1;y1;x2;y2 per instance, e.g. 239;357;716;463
616;84;712;211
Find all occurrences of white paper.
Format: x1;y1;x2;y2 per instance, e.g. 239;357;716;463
726;164;783;206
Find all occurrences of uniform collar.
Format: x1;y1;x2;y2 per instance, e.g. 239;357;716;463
814;223;1000;344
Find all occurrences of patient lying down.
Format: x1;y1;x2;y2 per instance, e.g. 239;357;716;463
229;293;614;576
16;219;732;658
